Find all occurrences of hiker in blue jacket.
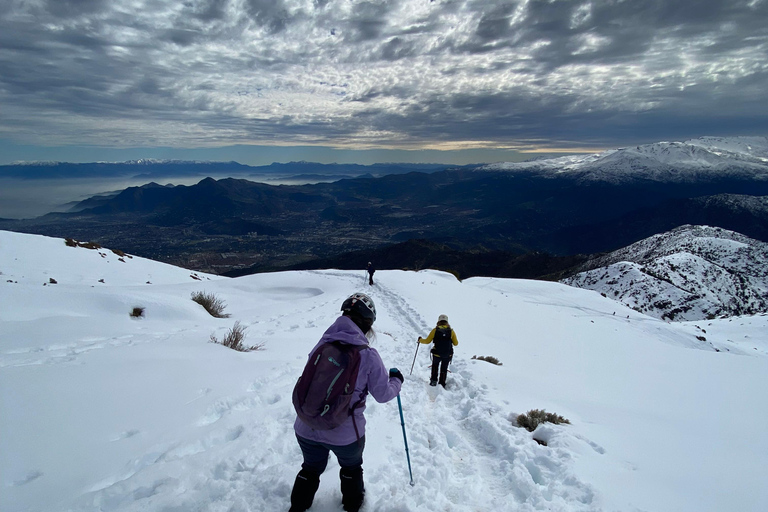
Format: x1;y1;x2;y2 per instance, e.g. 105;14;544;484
290;292;403;512
419;314;458;387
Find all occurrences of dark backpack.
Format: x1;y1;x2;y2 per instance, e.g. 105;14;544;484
292;341;367;431
432;327;454;357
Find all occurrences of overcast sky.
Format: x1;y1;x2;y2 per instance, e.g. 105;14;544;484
1;0;767;165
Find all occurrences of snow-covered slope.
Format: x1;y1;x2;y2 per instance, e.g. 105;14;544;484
562;225;768;321
482;136;768;182
0;230;219;287
2;231;767;512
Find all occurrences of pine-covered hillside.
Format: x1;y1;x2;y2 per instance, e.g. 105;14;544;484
561;225;768;321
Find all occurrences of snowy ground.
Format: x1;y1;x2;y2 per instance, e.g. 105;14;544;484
2;230;767;512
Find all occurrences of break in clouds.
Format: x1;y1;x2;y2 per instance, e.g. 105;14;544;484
1;0;767;152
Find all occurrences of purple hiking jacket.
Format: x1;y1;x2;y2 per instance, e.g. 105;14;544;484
294;315;402;446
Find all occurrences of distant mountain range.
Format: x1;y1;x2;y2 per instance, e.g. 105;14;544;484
1;136;767;276
482;136;768;182
562;225;768;321
0;160;459;180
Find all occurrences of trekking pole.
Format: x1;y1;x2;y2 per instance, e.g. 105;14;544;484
395;393;415;486
409;341;420;375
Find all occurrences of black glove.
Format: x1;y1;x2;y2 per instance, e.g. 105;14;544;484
389;368;404;383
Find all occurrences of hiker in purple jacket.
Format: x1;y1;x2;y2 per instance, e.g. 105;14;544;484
289;292;403;512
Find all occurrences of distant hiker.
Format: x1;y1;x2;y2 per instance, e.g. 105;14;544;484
290;292;403;512
366;262;375;285
418;314;458;388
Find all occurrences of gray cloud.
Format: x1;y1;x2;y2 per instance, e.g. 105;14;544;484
43;0;109;18
380;37;417;61
187;0;230;22
244;0;293;33
0;0;766;156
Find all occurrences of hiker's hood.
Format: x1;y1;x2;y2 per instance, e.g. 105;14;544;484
318;315;369;346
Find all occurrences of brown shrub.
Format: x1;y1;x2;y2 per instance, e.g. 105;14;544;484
191;291;230;318
516;409;571;432
210;321;264;352
471;355;502;365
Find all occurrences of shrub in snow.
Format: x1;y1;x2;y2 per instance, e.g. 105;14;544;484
191;291;230;318
130;307;145;318
516;409;570;432
471;355;502;365
210;321;263;352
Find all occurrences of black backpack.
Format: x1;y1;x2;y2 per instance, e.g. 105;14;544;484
432;327;454;357
292;341;367;431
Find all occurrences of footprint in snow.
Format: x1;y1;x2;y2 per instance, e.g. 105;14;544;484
185;388;212;404
10;470;43;486
111;429;141;441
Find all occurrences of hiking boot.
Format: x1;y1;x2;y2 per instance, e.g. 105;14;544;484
289;469;320;512
340;466;365;512
429;380;437;386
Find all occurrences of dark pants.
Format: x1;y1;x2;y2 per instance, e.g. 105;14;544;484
431;354;452;386
296;435;365;474
368;272;374;285
290;435;366;512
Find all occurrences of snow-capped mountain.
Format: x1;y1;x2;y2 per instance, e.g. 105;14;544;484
2;230;768;512
562;225;768;321
483;136;768;182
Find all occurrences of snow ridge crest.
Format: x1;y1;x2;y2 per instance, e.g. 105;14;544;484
562;225;768;321
482;136;768;183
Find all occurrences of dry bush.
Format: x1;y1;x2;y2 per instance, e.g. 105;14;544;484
471;355;502;366
130;306;145;318
191;291;230;318
516;409;571;432
210;321;264;352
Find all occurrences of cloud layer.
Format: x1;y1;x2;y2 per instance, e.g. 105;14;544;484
1;0;767;153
